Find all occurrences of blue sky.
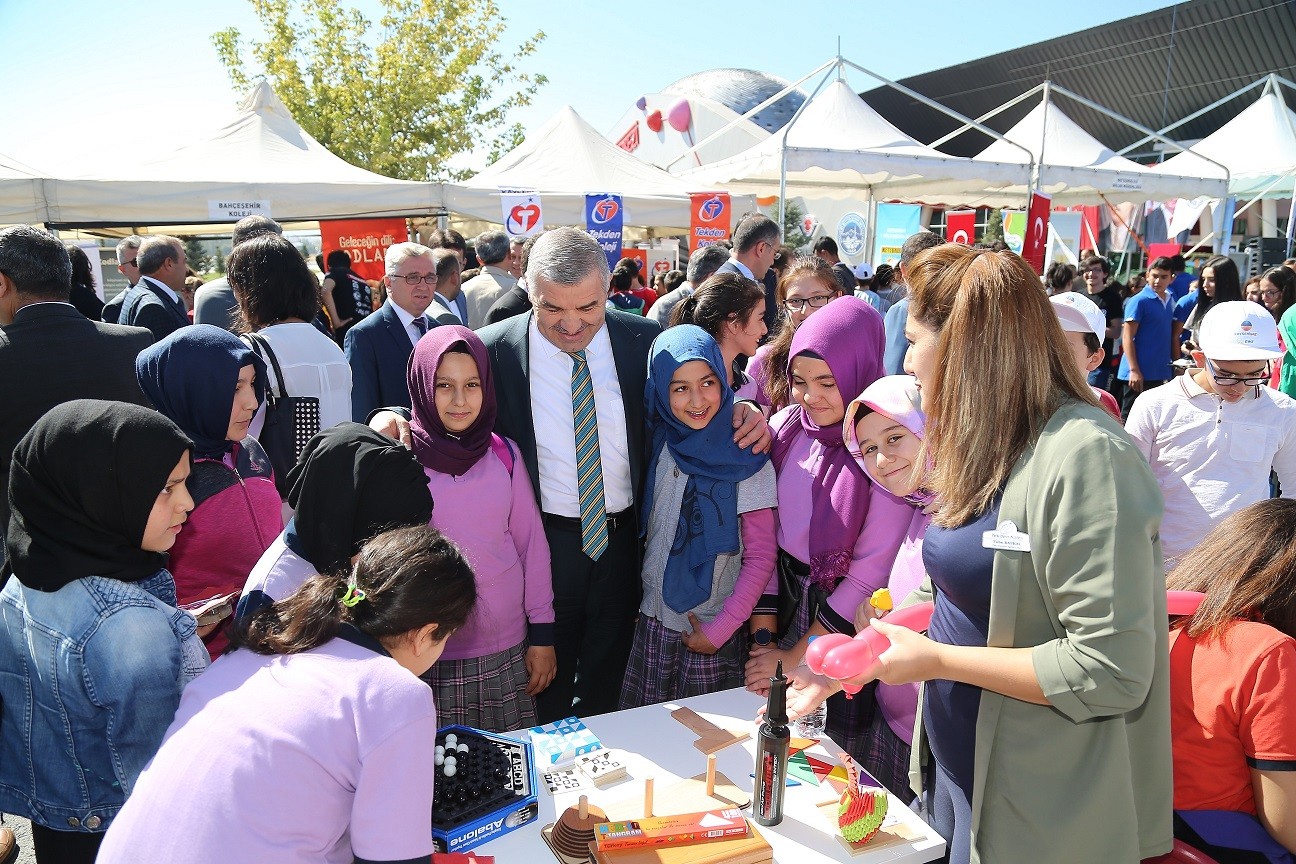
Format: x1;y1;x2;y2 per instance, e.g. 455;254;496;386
0;0;1179;174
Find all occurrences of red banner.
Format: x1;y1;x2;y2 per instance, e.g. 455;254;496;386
318;218;410;283
1022;192;1052;274
945;210;976;245
1069;205;1102;254
688;192;731;253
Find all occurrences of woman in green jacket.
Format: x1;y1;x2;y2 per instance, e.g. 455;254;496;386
865;244;1173;864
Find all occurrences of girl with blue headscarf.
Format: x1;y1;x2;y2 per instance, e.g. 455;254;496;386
619;325;777;708
136;324;284;657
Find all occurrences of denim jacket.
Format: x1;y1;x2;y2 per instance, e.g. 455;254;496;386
0;570;209;832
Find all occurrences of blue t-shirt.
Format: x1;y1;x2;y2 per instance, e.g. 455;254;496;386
1117;287;1175;382
1169;272;1193;303
922;500;998;800
1174;292;1199;343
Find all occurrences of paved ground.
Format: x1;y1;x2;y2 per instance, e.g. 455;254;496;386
4;816;35;864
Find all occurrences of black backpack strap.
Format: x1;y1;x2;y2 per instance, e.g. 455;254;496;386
242;331;291;400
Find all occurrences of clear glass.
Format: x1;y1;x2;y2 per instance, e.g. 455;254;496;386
791;702;828;739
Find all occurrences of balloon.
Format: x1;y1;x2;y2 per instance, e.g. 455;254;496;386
666;98;692;133
646;109;663;133
804;632;853;675
635;96;647;112
1167;590;1205;617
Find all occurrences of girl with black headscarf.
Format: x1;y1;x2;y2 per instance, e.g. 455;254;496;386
235;422;434;624
0;400;210;864
136;324;283;657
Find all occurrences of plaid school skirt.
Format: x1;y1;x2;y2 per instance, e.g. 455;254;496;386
421;641;537;733
619;614;747;710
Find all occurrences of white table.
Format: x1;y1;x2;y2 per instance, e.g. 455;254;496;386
479;688;945;863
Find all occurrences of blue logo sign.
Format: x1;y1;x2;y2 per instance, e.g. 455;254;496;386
585;193;624;270
698;196;725;222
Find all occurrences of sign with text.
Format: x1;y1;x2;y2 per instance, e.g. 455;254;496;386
208;199;271;221
585;194;624;270
318;217;409;283
871;203;922;267
1022;191;1052;274
500;189;545;238
688;192;730;253
945;210;976;245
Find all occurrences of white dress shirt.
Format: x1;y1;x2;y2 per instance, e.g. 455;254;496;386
389;300;432;346
527;317;634;517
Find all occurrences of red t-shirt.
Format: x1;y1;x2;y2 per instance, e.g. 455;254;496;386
1094;387;1121;422
1169;620;1296;814
631;287;657;314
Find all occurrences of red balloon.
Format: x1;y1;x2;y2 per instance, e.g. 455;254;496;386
646;109;663;133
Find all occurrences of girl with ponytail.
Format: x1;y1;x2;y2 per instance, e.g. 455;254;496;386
99;524;477;864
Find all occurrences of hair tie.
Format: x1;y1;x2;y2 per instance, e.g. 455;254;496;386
340;567;367;608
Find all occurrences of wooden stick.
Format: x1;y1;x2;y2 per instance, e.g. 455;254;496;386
644;778;654;818
578;794;589;820
705;754;717;797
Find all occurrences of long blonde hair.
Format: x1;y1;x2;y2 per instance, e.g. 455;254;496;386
907;244;1098;527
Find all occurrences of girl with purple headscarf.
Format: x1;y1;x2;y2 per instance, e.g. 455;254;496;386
406;325;556;732
744;297;912;759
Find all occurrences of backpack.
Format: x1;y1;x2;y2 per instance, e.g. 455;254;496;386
489;433;515;475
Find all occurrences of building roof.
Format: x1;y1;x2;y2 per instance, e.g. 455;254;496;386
664;69;806;133
862;0;1296;158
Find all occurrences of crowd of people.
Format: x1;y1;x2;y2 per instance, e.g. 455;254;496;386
0;212;1293;864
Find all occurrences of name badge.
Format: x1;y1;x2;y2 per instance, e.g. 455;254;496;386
982;520;1031;552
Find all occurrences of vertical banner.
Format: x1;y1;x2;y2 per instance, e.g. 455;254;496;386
621;249;648;279
1069;205;1102;253
871;203;922;267
1048;211;1083;265
1021;191;1052;274
1002;210;1026;254
646;246;678;282
689;192;730;252
945;210;976;245
500;189;545;238
585;194;624;270
318;217;410;283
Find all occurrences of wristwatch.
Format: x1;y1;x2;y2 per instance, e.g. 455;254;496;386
749;627;774;648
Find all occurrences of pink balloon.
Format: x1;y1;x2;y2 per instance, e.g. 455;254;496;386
821;639;879;681
804;632;853;675
666;98;692;133
1167;590;1205;617
646;109;663;133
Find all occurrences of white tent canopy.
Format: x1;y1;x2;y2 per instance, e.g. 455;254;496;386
973;95;1227;204
1155;78;1296;200
446;106;751;230
0;153;50;224
681;79;1030;204
44;82;443;227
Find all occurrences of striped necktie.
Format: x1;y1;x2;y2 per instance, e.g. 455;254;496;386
569;350;608;560
413;316;428;337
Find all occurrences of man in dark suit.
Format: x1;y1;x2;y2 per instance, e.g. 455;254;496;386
344;241;439;422
484;232;542;326
475;227;770;721
716;214;781;335
119;235;191;341
194;215;283;331
0;225;153;531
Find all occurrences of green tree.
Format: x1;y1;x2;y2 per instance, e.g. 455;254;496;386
214;248;226;275
979;207;1005;247
212;0;545;181
180;236;210;273
781;200;809;251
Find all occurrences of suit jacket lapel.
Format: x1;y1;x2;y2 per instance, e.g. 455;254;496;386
381;303;412;356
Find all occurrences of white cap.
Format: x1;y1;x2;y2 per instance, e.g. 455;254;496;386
1197;300;1283;360
1050;291;1106;341
852;262;874;281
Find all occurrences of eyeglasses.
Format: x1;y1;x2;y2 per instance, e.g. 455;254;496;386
1206;358;1271;387
120;259;138;268
1262;289;1282;299
784;295;833;312
397;273;438;285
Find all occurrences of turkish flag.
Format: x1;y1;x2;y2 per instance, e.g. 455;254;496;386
1022;192;1052;274
945;211;976;246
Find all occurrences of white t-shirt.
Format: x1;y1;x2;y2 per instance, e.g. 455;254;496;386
248;322;352;438
97;635;438;864
1126;374;1296;565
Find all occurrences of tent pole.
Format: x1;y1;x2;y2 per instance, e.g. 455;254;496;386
1033;81;1051;196
774;61;839;237
927;83;1043;150
865;190;877;268
1116;76;1267;156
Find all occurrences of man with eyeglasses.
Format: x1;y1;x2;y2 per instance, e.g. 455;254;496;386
100;235;143;323
716;214;781;336
344;242;440;422
1126;301;1296;565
